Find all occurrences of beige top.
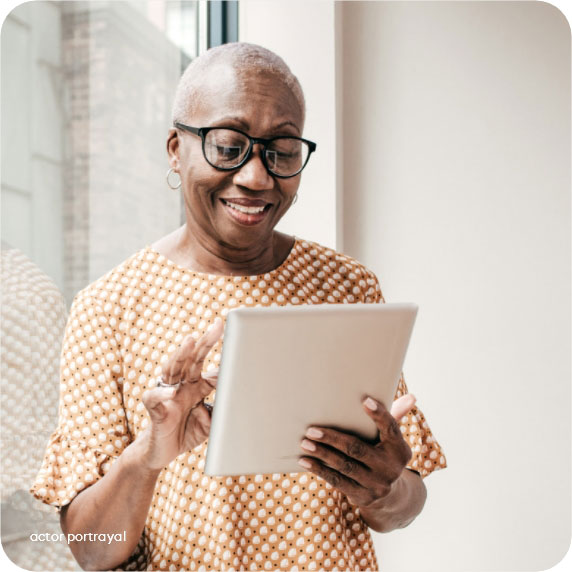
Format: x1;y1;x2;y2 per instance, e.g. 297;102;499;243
31;238;447;571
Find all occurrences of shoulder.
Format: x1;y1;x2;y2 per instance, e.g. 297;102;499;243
292;238;383;303
71;248;151;312
294;238;378;277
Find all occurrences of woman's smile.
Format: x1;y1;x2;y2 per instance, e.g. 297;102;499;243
220;197;273;226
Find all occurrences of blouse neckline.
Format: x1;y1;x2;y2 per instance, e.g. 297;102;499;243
142;237;301;280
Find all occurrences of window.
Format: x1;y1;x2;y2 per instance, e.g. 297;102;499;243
1;0;213;305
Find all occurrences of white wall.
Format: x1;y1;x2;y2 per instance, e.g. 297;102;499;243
242;1;570;571
341;2;570;571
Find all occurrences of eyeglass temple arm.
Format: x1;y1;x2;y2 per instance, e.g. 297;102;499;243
173;122;202;136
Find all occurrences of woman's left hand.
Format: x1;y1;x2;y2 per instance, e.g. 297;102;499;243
298;394;416;509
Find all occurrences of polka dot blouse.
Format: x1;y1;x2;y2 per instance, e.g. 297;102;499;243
31;238;446;571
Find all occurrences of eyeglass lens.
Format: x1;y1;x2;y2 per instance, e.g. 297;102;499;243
204;129;310;176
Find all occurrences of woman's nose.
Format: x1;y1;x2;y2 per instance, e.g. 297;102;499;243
232;145;274;190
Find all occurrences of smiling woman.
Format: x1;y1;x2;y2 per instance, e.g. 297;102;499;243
159;50;308;275
30;43;446;571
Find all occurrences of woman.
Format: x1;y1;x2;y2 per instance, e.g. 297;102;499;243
31;43;446;571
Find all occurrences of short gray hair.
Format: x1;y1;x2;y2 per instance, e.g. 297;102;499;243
171;42;305;125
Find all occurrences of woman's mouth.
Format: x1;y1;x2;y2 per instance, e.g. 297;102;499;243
220;198;272;226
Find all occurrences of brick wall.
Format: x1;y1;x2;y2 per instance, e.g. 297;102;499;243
61;1;184;302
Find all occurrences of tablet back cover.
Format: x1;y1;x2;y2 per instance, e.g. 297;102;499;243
205;303;417;476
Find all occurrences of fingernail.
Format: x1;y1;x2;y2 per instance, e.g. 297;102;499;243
298;458;312;469
305;428;323;439
301;439;316;452
364;397;378;411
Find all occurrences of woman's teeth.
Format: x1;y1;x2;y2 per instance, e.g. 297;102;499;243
225;202;266;214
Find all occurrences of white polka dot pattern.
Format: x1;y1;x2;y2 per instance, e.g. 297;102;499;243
31;239;446;570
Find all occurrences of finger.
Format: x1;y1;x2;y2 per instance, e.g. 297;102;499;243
300;438;371;484
201;368;219;383
184;402;212;437
198;318;224;352
162;320;224;383
362;397;404;442
302;427;378;468
180;402;213;451
162;335;197;382
142;386;177;421
180;320;224;381
363;397;414;470
175;372;218;412
207;317;224;338
390;394;417;421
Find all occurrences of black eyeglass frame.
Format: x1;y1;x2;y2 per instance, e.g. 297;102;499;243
174;122;317;179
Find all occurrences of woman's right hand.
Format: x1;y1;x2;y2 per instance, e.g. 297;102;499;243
139;320;223;470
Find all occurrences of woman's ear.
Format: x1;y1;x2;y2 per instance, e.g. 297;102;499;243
166;129;179;169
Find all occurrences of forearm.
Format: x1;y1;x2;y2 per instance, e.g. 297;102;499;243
359;469;427;533
60;433;161;570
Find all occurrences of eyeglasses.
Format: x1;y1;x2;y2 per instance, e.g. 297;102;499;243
174;122;317;179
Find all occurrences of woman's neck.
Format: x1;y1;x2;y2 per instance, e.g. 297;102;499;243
151;226;295;276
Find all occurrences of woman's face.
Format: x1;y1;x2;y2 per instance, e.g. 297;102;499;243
168;64;304;256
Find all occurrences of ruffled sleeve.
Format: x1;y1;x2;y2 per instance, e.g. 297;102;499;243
395;376;447;477
30;285;132;509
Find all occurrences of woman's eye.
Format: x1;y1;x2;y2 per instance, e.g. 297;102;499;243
267;150;299;161
216;145;242;158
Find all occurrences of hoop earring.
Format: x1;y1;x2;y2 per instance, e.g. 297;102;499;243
166;168;182;190
292;194;298;205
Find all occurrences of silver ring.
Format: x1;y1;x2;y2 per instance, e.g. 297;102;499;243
157;375;181;389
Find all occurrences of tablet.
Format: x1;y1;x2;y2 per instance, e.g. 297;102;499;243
204;302;418;476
